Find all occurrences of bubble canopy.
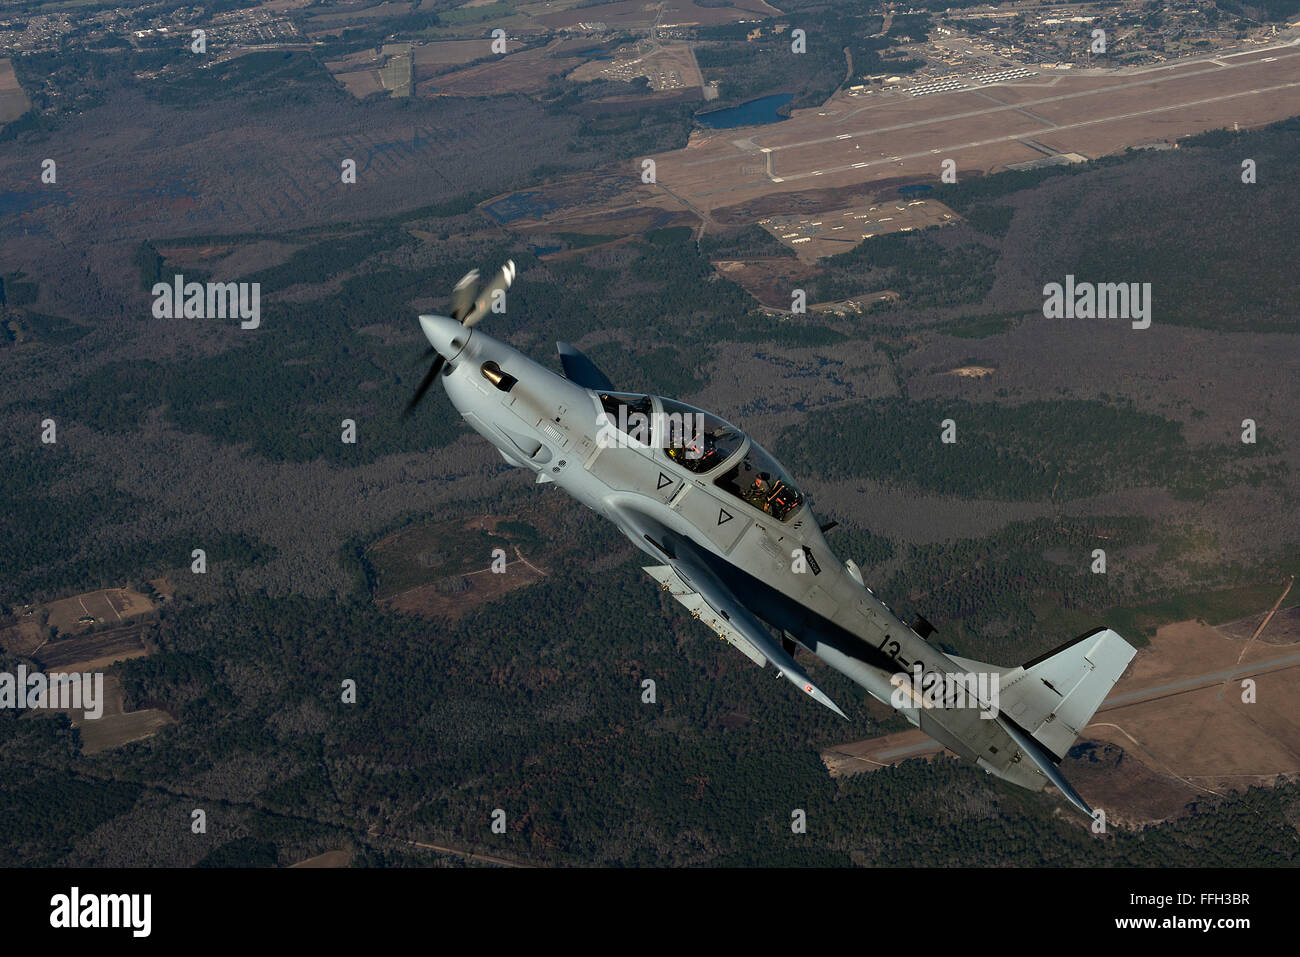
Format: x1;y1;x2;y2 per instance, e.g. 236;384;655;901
656;398;805;522
713;438;805;521
657;398;743;474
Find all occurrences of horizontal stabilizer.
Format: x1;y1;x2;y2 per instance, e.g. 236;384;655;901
998;715;1094;816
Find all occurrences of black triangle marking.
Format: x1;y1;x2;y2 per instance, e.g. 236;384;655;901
718;508;733;526
657;472;673;490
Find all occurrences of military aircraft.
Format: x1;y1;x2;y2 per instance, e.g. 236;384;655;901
405;262;1137;817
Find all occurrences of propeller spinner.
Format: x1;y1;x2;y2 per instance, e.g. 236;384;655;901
403;260;515;418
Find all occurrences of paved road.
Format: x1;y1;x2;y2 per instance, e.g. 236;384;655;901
1098;650;1300;710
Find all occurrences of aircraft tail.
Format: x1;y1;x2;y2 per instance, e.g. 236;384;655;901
959;628;1136;815
996;627;1137;762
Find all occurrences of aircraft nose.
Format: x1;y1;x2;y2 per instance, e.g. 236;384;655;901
419;314;470;361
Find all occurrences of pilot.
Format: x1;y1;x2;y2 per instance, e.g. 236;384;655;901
742;473;772;513
667;429;717;470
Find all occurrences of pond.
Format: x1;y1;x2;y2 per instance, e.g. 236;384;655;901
696;92;794;130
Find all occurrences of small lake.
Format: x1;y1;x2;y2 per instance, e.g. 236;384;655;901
696;93;794;130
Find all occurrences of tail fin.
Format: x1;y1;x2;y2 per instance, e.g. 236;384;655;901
998;627;1137;762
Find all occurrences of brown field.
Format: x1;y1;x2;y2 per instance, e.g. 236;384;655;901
650;45;1300;219
324;49;385;73
529;206;697;250
481;170;685;232
0;618;44;656
758;197;957;261
820;606;1300;824
711;255;900;312
419;42;583;96
330;70;380;99
0;58;32;125
36;622;150;672
710;257;808;309
39;675;174;755
369;512;559;620
290;849;353;868
412;39;513;69
382;553;544;620
147;577;176;601
43;587;155;635
809;290;899;315
155;243;237;264
531;0;779;30
568;41;701;92
304;0;414;36
823;728;946;777
1085;616;1300;792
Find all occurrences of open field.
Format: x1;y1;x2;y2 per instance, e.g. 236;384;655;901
412;39;512;68
1086;616;1300;787
709;257;807;309
651;42;1300;219
568;40;702;93
823;728;946;777
368;514;551;620
529;0;778;30
35;622;151;672
336;70;386;98
303;0;415;37
757;197;957;260
289;849;354;867
52;675;175;755
382;554;544;620
41;587;156;636
23;620;172;754
379;43;414;97
421;41;586;96
0;58;31;126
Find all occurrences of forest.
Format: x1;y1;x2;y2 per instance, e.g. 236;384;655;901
1;44;1297;867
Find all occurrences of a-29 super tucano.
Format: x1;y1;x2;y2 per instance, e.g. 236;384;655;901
406;263;1137;816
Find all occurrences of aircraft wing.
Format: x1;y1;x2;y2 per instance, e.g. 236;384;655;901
645;562;847;718
610;500;846;717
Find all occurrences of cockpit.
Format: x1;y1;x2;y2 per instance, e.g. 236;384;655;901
591;391;807;522
658;398;743;474
713;441;804;522
654;397;805;522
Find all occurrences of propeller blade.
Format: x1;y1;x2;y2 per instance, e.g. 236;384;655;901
403;353;445;418
461;260;515;329
451;269;479;322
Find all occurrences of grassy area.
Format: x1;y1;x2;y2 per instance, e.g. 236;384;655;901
782;396;1265;502
437;1;515;24
1104;580;1297;643
368;519;530;599
935;311;1026;339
